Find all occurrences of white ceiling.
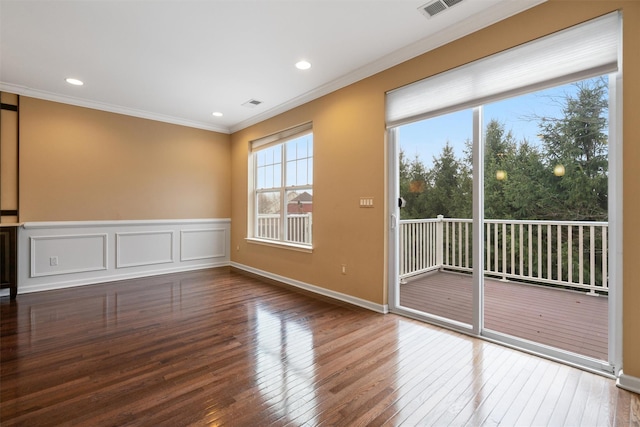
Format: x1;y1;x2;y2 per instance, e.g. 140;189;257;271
0;0;544;134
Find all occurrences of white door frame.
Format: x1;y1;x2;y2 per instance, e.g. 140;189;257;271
386;75;622;376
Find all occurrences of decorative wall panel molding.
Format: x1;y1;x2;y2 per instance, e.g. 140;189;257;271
17;219;230;294
180;228;226;261
30;234;108;277
116;231;174;268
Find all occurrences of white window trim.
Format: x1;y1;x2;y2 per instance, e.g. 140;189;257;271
248;122;313;250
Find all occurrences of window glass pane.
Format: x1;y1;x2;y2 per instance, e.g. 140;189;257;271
297;138;308;159
483;75;608;222
265;165;274;189
286;141;297;162
272;145;281;164
284;133;313;187
273;164;281;188
256;191;281;240
257;191;280;215
286;160;296;187
256;145;282;190
396;109;473;327
285;189;312;245
482;75;609;361
297;159;307;185
256;165;265;189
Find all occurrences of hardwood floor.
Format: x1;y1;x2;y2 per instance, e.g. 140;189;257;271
1;267;638;426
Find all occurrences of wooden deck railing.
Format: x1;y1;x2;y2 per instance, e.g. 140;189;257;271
257;214;312;244
400;216;609;294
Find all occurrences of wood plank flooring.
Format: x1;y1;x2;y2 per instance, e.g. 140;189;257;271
400;271;608;360
1;267;637;426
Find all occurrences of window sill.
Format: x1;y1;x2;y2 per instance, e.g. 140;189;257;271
245;238;313;253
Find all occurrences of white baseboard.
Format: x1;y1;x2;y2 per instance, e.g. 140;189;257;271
230;261;389;314
16;261;229;294
17;219;231;294
617;370;640;394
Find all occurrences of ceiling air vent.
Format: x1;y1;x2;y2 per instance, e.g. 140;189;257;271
242;99;263;108
419;0;464;19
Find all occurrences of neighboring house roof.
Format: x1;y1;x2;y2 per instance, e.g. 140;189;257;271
289;192;313;203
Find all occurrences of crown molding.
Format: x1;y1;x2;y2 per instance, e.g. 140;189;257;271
0;82;231;134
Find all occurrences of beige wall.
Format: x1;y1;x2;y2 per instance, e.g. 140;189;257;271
19;97;231;221
231;1;640;377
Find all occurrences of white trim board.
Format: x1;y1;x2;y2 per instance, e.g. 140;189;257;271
617;371;640;395
230;262;389;314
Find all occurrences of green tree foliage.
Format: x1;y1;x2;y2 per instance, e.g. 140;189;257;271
399;78;609;222
539;78;609;221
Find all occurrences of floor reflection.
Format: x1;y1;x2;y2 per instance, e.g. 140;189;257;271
394;321;484;425
254;304;318;424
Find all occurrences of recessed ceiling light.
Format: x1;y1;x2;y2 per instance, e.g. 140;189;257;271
212;112;223;117
295;60;311;70
65;78;84;86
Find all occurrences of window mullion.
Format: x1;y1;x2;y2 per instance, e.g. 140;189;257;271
280;145;287;242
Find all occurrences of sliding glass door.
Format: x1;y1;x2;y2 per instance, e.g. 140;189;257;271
395;110;474;329
389;71;617;372
387;11;621;373
481;78;610;362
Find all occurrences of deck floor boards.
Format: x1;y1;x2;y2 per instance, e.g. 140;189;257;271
399;270;608;360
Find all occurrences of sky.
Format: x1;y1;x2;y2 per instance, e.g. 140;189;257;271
398;77;606;168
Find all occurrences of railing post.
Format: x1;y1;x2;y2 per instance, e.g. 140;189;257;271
436;215;444;270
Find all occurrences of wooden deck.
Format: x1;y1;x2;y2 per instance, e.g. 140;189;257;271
400;270;608;360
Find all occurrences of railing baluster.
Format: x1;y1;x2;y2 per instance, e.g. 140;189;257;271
502;222;507;279
486;222;491;274
557;224;562;283
445;220;450;267
568;226;573;284
457;222;462;267
465;222;470;268
547;224;552;280
419;222;424;272
579;225;584;285
602;225;608;291
518;224;523;277
495;223;499;275
528;225;533;278
537;225;542;279
450;221;456;267
510;223;515;277
590;225;596;294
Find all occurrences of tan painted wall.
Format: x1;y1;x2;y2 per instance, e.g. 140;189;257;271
230;1;640;377
19;97;231;221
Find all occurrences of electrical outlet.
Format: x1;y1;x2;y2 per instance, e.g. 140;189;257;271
341;264;347;275
50;256;59;266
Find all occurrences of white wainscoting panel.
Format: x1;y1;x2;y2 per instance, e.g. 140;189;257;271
181;229;226;261
17;219;230;294
116;231;174;268
31;234;107;277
